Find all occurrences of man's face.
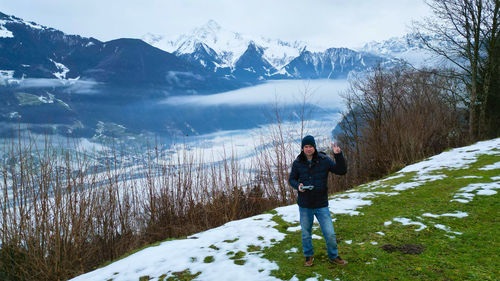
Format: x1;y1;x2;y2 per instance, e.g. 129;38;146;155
303;144;315;157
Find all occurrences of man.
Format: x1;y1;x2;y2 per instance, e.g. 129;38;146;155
288;135;348;267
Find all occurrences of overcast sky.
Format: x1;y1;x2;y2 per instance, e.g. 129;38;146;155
0;0;431;48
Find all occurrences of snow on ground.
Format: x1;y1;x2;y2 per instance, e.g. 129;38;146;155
433;224;462;235
451;182;500;203
71;213;285;281
392;217;427;231
70;138;500;281
422;211;468;218
479;161;500;170
457;175;482;179
398;138;500;175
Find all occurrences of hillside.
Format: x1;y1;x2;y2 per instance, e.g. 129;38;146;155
70;138;500;281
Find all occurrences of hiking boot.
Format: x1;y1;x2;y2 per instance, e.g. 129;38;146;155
304;256;314;267
330;256;348;265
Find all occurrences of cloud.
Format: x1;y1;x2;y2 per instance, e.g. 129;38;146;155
165;71;204;86
14;78;101;94
161;79;348;109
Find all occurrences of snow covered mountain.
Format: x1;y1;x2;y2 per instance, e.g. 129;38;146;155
284;48;387;79
142;20;306;72
142;20;392;81
358;33;442;68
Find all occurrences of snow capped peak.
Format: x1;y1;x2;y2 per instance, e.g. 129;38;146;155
0;12;48;33
195;19;222;36
142;20;307;70
357;33;445;68
360;33;427;56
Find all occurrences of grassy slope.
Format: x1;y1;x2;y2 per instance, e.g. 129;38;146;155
263;152;500;281
98;145;500;281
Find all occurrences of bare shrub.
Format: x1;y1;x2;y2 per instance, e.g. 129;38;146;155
336;65;466;186
0;130;290;280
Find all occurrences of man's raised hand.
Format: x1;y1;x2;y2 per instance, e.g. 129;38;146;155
331;141;341;154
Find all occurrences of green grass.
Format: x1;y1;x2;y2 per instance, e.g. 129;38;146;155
203;256;215;263
261;153;500;280
163;270;201;281
229;251;247;265
223;238;239;243
209;244;220;250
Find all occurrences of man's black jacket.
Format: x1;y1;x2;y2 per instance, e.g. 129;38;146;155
288;151;347;208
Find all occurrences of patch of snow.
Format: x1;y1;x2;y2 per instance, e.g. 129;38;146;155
393;181;422;191
451;182;500;203
393;217;427;231
491;176;500;180
69;213;284;281
399;139;500;175
477;189;497;195
479;161;500;171
8;112;21;119
391;174;446;191
0;70;16;86
0;21;13;38
375;232;385;236
382;174;405;181
305;273;322;281
384;221;392;226
312;234;322;240
370;241;378;245
434;224;462;235
414;174;447;181
344;240;352;244
422;211;468;218
457;175;482;179
50;59;70;79
286;226;301;232
285;248;298;254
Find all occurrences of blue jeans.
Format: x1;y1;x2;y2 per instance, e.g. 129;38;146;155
299;206;338;260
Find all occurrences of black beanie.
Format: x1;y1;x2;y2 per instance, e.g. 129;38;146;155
301;135;316;149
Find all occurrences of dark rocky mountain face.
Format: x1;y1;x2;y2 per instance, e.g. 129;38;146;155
177;42;232;78
232;42;277;81
284;48;387;79
0;12;240;93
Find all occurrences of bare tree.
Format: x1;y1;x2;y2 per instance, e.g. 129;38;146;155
414;0;500;139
